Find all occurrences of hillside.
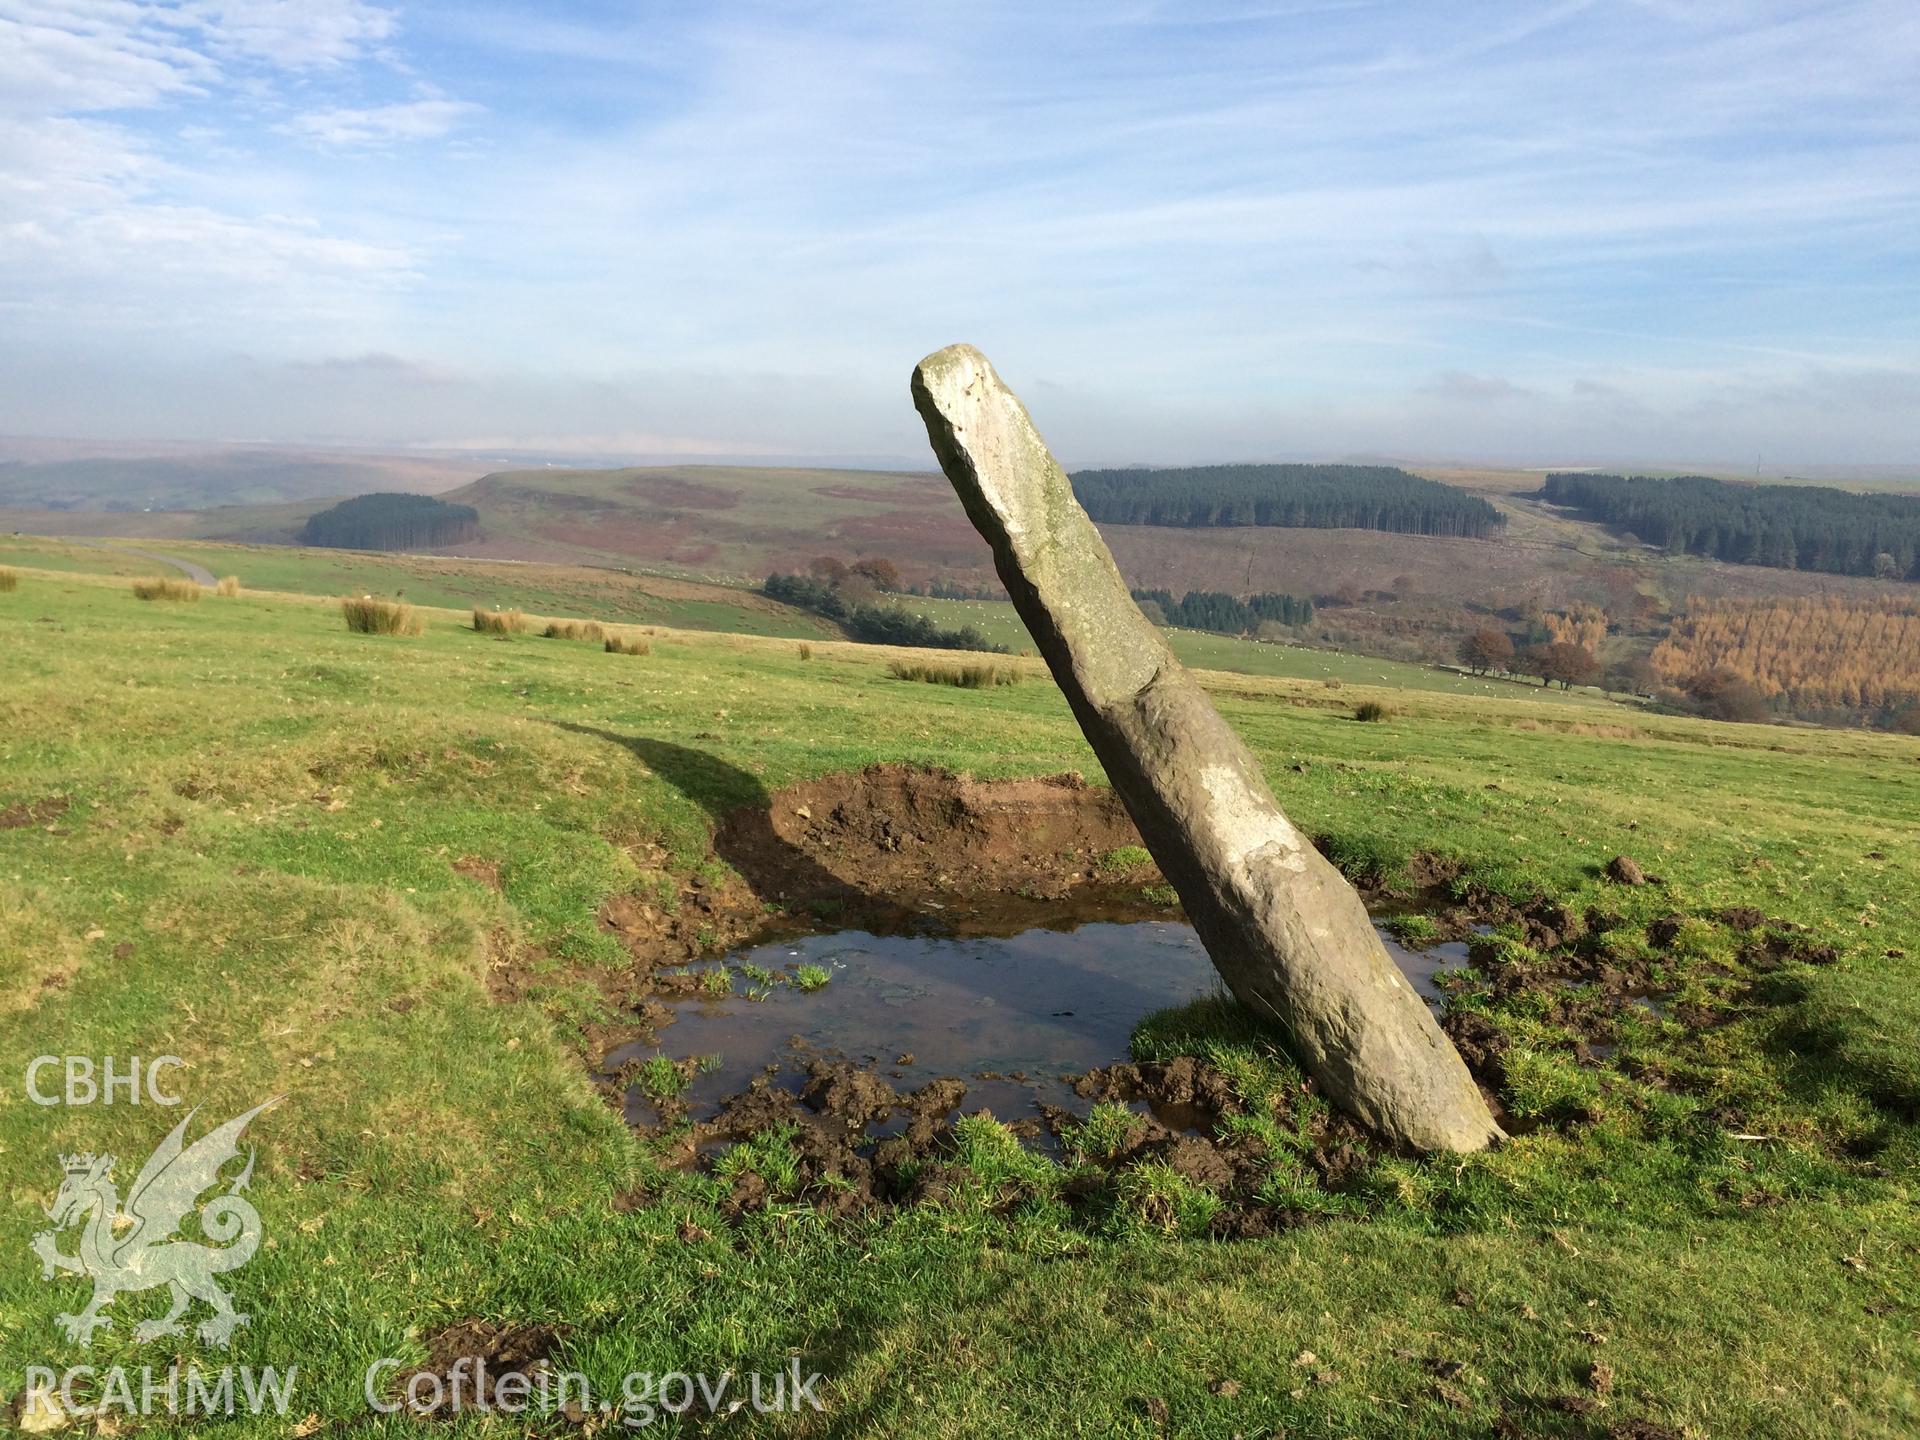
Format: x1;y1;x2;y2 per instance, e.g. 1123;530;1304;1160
1;566;1915;1436
14;461;1920;717
0;441;483;511
431;464;991;579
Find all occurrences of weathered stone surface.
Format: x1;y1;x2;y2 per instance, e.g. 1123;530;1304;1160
911;343;1502;1153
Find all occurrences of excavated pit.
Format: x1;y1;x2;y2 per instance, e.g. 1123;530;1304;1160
575;764;1494;1220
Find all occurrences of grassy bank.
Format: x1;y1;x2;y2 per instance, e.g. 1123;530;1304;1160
0;569;1915;1437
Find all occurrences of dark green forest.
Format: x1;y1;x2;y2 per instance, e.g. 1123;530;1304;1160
1131;588;1313;634
1070;464;1504;538
762;572;1008;653
1541;472;1920;580
299;492;481;551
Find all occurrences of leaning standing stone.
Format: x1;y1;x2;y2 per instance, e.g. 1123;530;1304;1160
911;344;1502;1153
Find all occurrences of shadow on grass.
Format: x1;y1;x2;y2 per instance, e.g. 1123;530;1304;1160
551;724;891;921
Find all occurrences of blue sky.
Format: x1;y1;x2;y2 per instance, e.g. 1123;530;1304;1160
1;0;1916;466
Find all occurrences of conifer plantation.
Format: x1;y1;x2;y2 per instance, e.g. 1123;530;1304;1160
299;493;482;551
1071;464;1505;537
1542;472;1920;579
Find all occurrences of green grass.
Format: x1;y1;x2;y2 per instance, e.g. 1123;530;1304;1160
901;590;1624;700
1098;844;1153;873
0;533;835;640
0;571;1916;1436
792;963;832;993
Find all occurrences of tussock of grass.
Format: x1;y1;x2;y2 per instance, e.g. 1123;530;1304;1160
1109;1160;1223;1237
1098;844;1153;874
797;642;813;660
544;618;608;642
792;963;830;992
214;575;241;597
1354;699;1391;722
888;659;1019;688
341;595;422;635
635;1053;689;1102
605;633;651;655
132;576;200;602
473;606;528;634
0;568;17;593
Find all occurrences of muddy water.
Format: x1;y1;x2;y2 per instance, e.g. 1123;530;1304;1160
605;920;1468;1128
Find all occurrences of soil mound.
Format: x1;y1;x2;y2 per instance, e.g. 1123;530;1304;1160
714;763;1146;908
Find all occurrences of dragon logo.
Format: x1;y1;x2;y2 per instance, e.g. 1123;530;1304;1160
31;1099;279;1348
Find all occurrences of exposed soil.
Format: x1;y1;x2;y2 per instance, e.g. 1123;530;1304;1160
714;764;1149;918
386;1319;559;1416
526;765;1170;1039
688;1047;1370;1234
451;855;502;889
0;795;69;829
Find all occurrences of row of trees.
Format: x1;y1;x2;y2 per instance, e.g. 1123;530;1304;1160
1456;629;1599;689
762;571;1006;653
1131;587;1313;634
1650;595;1920;718
805;555;902;592
1541;472;1920;580
1071;464;1505;538
802;555;997;601
299;493;480;551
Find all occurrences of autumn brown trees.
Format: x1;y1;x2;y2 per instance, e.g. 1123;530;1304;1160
1457;628;1515;675
1522;641;1600;689
1651;595;1920;720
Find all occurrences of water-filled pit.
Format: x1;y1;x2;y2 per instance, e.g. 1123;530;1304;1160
602;918;1470;1129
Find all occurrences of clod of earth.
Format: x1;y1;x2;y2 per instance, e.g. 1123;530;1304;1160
911;343;1502;1154
1605;854;1647;885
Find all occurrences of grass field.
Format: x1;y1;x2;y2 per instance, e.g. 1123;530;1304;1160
0;536;838;641
1;534;1630;693
900;591;1623;700
1;568;1917;1436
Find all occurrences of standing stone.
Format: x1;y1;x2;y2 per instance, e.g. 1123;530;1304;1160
911;344;1502;1153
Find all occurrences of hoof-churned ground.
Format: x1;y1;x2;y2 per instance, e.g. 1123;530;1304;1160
1;566;1917;1437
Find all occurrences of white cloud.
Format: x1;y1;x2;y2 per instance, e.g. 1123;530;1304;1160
182;0;395;69
0;0;444;337
289;98;481;147
0;2;211;115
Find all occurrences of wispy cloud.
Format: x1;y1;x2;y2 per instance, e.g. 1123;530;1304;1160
0;0;1916;463
290;98;480;146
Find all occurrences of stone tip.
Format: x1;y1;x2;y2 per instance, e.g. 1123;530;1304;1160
912;343;991;394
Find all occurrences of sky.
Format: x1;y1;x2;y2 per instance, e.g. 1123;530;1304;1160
1;0;1917;468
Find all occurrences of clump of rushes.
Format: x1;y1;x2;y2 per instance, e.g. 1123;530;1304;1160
792;963;831;992
0;568;17;593
1354;700;1391;722
132;577;200;602
341;595;422;635
797;642;814;660
473;607;527;634
887;660;1018;688
214;576;240;597
542;618;607;642
605;633;651;655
